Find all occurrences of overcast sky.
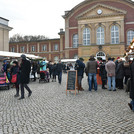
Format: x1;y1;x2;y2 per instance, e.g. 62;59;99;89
0;0;83;38
0;0;134;38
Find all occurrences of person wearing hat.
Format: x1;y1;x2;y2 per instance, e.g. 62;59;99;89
86;55;98;91
19;54;32;100
75;57;85;91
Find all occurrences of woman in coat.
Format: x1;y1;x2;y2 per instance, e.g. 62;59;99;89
11;61;20;97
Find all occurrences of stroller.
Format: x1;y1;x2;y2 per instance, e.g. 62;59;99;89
0;72;10;90
39;71;50;83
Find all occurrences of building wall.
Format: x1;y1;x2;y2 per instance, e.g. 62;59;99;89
0;17;12;51
63;0;134;60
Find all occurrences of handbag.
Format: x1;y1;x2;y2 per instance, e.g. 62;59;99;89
11;74;17;83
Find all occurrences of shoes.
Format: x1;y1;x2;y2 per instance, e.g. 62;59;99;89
128;103;132;110
14;94;19;97
102;87;107;89
113;89;116;91
18;97;24;100
28;91;32;97
108;89;112;91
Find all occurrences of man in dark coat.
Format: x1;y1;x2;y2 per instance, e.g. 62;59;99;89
116;59;124;89
128;59;134;111
75;58;85;91
100;60;107;89
56;60;63;84
19;54;32;100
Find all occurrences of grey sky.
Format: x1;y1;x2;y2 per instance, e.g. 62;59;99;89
0;0;133;38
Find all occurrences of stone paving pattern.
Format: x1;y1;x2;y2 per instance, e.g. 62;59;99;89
0;74;134;134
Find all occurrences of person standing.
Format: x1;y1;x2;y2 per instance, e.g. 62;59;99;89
105;57;116;91
32;61;38;81
100;60;107;89
128;59;134;111
116;59;124;89
47;61;53;78
86;56;98;91
75;58;85;91
56;60;63;84
51;63;57;82
19;54;32;100
11;61;20;97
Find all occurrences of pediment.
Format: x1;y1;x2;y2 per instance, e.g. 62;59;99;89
76;4;127;20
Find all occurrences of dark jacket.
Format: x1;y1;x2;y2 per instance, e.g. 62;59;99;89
20;60;31;84
123;62;131;76
130;61;134;99
52;64;57;76
100;63;107;80
32;63;38;73
56;63;63;73
11;65;20;84
86;60;98;74
75;60;85;76
116;62;124;79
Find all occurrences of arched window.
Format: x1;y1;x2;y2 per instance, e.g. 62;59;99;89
127;30;134;45
73;34;78;48
97;27;105;45
83;28;90;46
96;51;106;60
111;25;119;44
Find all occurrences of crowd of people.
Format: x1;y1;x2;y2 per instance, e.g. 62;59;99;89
0;54;134;112
75;56;134;112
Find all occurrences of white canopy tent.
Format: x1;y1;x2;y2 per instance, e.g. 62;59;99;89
0;51;41;59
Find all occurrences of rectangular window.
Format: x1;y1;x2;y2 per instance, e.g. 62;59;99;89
31;46;35;52
11;47;15;52
42;45;47;51
54;44;58;51
20;46;25;53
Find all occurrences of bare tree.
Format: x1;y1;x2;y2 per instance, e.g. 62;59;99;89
10;34;49;42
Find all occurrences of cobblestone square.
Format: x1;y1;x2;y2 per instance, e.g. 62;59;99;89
0;74;134;134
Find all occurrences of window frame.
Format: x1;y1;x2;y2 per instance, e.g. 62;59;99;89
54;44;59;51
73;34;78;48
11;47;15;52
20;46;25;53
42;45;47;51
31;46;35;52
111;25;119;44
83;27;90;46
96;26;105;45
127;30;134;45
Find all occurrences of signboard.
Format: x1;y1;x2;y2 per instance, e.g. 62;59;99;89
66;70;78;95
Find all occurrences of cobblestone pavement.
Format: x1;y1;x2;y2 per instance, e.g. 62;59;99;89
0;74;134;134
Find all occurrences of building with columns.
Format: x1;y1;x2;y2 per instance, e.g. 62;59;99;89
10;0;134;62
0;17;12;51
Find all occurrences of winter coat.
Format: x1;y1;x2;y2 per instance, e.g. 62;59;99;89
105;60;116;77
123;62;131;76
75;60;85;76
11;66;20;84
130;61;134;99
32;63;38;73
116;62;124;79
20;60;31;84
56;63;63;73
52;64;57;76
100;63;107;80
86;60;98;74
